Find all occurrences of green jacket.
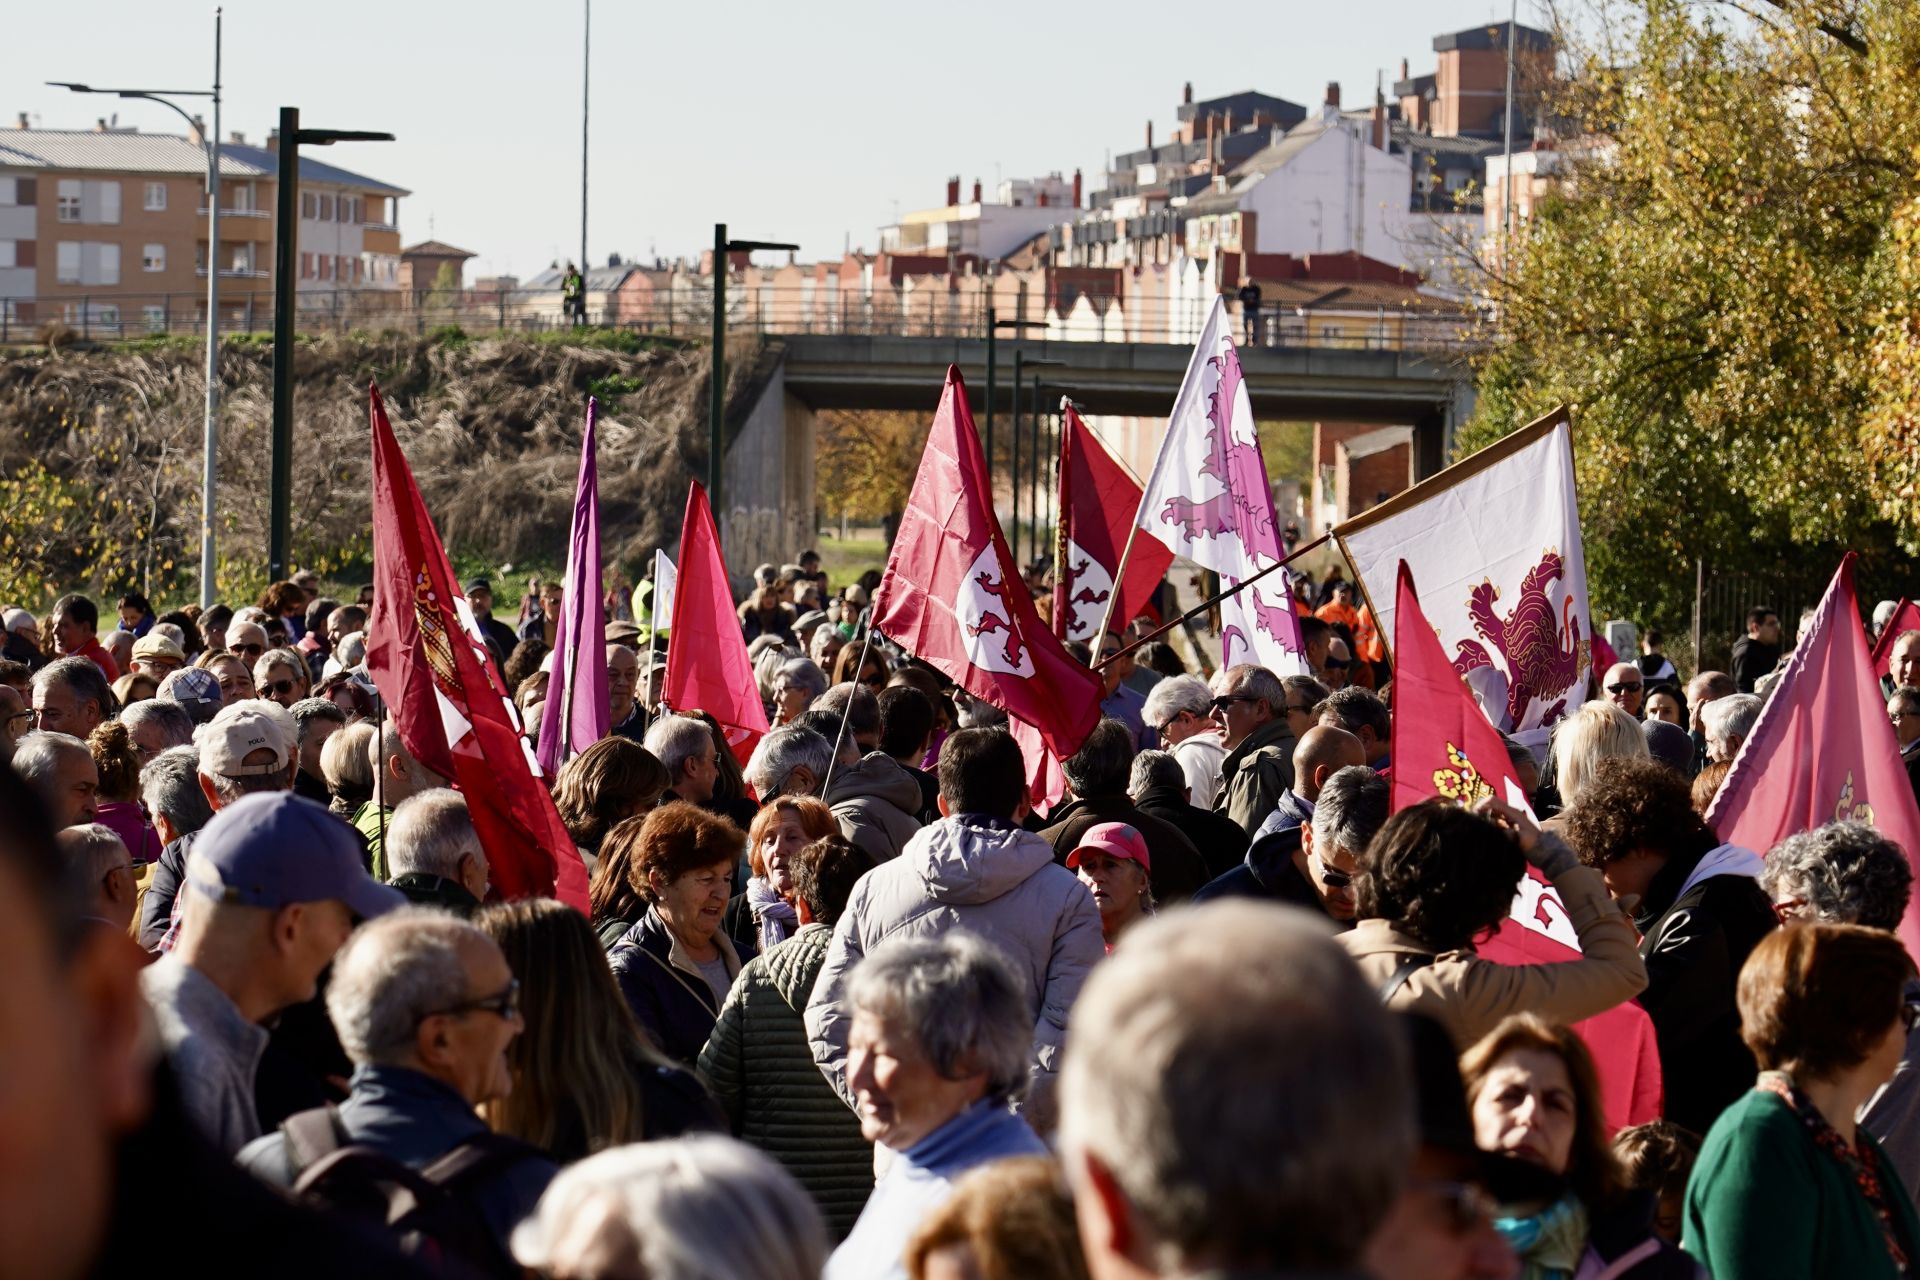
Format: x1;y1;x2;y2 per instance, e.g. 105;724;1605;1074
351;801;391;883
696;923;873;1239
1213;717;1297;837
1685;1086;1920;1280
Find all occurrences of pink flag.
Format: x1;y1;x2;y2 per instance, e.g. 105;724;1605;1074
1391;560;1663;1130
662;482;768;765
1053;404;1174;642
1873;598;1920;680
1708;554;1920;958
538;397;609;773
872;366;1103;763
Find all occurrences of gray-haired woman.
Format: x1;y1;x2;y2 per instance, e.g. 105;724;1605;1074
826;933;1044;1280
512;1133;826;1280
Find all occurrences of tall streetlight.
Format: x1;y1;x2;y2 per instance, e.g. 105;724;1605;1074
50;7;223;605
708;225;797;521
983;310;1045;522
1010;355;1063;566
269;108;393;580
580;0;590;277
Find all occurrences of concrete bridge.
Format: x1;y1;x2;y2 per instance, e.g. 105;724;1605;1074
717;332;1477;575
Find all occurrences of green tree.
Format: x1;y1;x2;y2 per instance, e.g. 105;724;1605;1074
1462;0;1920;627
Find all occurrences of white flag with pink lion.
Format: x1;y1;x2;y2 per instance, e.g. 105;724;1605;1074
1336;406;1590;738
1132;296;1306;676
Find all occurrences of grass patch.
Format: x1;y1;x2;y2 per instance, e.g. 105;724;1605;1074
816;529;890;593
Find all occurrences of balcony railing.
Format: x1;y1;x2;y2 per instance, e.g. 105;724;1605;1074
193;266;271;279
197;206;272;219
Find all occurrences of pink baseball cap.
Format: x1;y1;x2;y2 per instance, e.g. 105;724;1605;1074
1066;821;1152;874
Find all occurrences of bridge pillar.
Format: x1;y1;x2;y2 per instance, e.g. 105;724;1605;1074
718;357;816;587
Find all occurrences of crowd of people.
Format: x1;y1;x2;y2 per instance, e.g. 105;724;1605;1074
6;561;1920;1280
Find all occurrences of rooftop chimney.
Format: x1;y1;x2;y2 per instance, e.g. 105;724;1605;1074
1072;167;1083;208
190;114;208;145
1146;120;1154;149
1372;78;1387;150
1183;81;1193;105
15;112;27;130
96;118;109;132
266;126;278;153
972;178;982;203
229;130;244;145
1400;58;1410;81
1325;82;1341;108
947;176;960;207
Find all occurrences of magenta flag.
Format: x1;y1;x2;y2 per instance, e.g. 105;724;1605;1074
538;398;609;773
662;481;768;764
1708;554;1920;959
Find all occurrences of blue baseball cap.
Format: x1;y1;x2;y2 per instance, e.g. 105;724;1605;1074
187;791;405;919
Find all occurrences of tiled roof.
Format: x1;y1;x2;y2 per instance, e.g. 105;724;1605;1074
401;240;476;259
0;129;271;176
221;143;408;196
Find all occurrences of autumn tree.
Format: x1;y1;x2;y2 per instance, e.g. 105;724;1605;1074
1461;0;1920;628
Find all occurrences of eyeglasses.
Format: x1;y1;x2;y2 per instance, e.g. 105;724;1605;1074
1153;710;1188;738
1310;849;1353;890
1209;695;1255;712
422;978;521;1024
1324;657;1350;670
1605;682;1643;695
263;678;297;697
231;643;265;659
4;710;29;731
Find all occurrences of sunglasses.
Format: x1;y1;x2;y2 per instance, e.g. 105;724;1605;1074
263;678;297;697
231;643;265;659
1325;657;1350;669
1606;682;1643;694
1311;850;1353;890
422;977;521;1024
1209;695;1256;712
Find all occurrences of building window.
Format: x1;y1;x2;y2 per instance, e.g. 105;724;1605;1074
143;244;165;272
301;252;312;280
58;180;81;223
56;241;80;283
302;192;316;219
0;178;15;206
353;257;363;283
98;182;120;225
145;181;167;211
143;304;166;332
0;241;12;269
319;194;334;221
98;243;120;285
319;255;331;281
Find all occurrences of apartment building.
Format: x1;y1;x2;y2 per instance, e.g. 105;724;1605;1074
0;119;407;333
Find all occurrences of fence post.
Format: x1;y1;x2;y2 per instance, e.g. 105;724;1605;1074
83;296;91;341
1691;557;1705;675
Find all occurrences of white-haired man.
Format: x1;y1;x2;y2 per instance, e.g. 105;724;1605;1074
1206;663;1299;836
386;790;489;915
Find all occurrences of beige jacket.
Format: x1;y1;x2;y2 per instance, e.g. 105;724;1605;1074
1338;862;1648;1051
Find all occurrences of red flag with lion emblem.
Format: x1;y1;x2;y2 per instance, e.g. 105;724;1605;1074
365;385;590;910
1393;561;1663;1129
873;366;1103;764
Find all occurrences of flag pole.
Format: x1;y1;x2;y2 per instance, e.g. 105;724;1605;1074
1094;532;1331;673
640;550;659;736
820;625;875;798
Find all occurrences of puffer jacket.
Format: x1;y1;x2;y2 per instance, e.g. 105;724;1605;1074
825;752;925;862
805;815;1104;1131
1213;717;1297;837
698;924;873;1239
608;907;753;1067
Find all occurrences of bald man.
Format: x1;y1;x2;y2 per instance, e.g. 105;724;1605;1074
1602;662;1644;718
1193;725;1366;906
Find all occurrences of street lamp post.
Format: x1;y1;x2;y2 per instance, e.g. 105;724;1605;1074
983;312;1045;535
268;108;393;580
708;225;798;522
1023;363;1064;567
50;7;223;604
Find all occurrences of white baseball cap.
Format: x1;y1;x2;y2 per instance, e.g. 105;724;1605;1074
194;702;294;778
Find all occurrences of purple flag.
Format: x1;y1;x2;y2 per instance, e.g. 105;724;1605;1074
538;398;608;771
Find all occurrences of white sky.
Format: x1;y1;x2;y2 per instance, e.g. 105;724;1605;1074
11;0;1542;280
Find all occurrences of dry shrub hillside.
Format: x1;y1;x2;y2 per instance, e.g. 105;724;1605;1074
0;330;754;606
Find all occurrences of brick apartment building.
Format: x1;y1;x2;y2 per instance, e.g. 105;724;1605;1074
0;117;406;334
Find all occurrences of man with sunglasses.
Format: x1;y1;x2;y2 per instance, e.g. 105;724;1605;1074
1602;662;1645;719
142;791;404;1155
227;619;271;668
240;909;557;1261
1206;663;1300;837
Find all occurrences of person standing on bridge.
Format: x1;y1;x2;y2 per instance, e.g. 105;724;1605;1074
562;261;586;326
1237;280;1263;346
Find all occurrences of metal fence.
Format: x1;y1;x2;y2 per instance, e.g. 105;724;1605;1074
0;282;1491;355
1689;559;1832;675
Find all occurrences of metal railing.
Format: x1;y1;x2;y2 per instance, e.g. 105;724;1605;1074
0;282;1491;354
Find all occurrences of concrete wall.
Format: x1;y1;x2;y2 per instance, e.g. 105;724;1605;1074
718;358;817;588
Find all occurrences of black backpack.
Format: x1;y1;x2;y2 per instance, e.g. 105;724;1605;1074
282;1105;542;1279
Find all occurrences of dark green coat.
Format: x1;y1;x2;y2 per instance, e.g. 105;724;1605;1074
1685;1086;1920;1280
696;923;873;1239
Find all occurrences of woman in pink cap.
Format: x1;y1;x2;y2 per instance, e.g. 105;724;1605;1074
1067;821;1154;952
